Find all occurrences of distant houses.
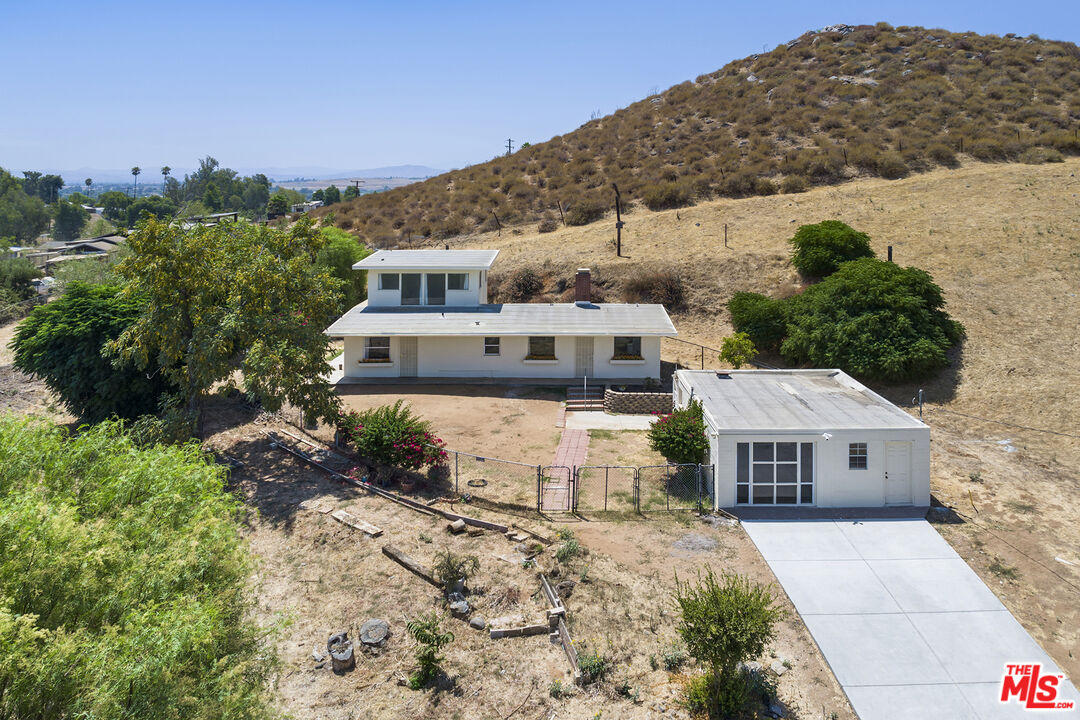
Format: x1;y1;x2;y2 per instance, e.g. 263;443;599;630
23;234;126;270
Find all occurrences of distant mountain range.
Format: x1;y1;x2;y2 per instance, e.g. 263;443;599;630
50;164;445;185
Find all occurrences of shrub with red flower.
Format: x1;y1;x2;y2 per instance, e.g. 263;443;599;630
337;401;448;471
647;399;708;465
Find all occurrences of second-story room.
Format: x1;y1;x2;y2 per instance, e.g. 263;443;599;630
357;249;498;307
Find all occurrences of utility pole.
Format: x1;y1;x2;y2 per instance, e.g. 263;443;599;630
612;183;623;257
505;138;514;155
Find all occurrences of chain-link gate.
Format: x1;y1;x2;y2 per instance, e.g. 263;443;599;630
540;465;573;512
638;464;703;512
573;465;637;512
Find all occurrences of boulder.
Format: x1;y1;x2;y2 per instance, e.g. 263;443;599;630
469;616;487;631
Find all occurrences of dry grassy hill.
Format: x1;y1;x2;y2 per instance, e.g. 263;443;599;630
319;23;1080;244
440;157;1080;676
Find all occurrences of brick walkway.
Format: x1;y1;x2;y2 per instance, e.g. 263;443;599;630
542;429;589;512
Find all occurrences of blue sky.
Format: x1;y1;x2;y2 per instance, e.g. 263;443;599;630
1;0;1077;178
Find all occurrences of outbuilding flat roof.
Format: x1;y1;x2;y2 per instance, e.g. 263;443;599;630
354;249;499;271
676;369;926;431
326;301;677;337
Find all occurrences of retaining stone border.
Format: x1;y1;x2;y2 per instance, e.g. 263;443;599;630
603;388;673;415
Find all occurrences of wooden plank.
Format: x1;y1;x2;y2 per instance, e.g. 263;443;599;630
539;574;564;609
556;617;582;682
330;509;383;537
382;545;442;588
489;624;550;639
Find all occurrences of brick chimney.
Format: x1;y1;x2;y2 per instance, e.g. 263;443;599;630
575;268;591;305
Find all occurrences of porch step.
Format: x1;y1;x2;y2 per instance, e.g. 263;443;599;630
566;399;605;411
567;388;605;399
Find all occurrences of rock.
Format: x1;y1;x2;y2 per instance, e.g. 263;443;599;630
359;618;390;647
467;526;484;537
767;701;785;718
469;616;487;630
449;519;466;534
449;599;470;618
448;591;465;603
312;648;325;662
739;660;762;674
746;73;758;83
314;661;325;669
770;660;788;676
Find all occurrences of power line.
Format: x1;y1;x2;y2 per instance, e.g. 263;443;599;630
927;407;1079;439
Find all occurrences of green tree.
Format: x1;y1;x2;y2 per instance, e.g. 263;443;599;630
317;226;372;309
108;216;344;434
312;188;325;203
0;168;49;242
84;177;92;197
405;613;454;689
0;416;277;720
130;166;141;197
202;183;222;211
323;185;341;205
727;292;786;351
343;184;360;201
52;200;90;241
648;399;708;465
720;332;757;369
242;182;270;213
160;165;171;194
98;191;132;222
267;191;289;216
674;568;785;718
781;257;964;381
125;196;178;227
788;220;874;277
65;191;91;206
11;284;174;421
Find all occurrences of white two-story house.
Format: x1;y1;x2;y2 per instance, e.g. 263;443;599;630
325;249;677;382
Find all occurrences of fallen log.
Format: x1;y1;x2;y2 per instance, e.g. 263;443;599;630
331;509;383;537
382;545;441;588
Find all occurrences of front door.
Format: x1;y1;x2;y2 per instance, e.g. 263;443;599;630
574;337;593;378
399;337;418;377
885;441;912;505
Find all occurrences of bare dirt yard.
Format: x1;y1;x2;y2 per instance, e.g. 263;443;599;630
201;397;854;720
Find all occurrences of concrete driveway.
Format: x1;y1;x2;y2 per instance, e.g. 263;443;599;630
743;519;1079;719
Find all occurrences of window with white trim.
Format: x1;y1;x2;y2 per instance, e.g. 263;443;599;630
448;273;468;290
736;441;814;505
613;336;642;359
483;337;500;356
849;442;868;469
379;273;399;290
364;337;390;361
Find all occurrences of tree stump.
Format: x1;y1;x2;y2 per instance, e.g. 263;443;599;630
327;631;355;672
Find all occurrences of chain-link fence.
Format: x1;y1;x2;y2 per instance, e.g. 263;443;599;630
574;465;637;512
638;464;705;512
444;448;541;512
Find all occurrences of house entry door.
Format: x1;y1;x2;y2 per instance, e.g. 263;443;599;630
574;337;593;378
399;337;418;377
884;441;912;505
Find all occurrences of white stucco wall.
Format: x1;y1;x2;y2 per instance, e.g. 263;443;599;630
366;269;484;307
707;428;931;509
341;334;662;380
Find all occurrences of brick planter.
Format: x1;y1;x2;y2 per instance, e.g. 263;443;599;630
604;388;673;415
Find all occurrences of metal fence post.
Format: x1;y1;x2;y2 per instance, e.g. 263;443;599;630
454;451;459;495
633;469;640;513
536;465;542;513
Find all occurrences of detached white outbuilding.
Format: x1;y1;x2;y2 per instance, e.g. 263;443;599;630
674;369;930;510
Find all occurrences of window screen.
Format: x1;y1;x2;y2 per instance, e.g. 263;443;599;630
364;337;390;360
483;337;500;356
613;336;642;358
379;273;399;290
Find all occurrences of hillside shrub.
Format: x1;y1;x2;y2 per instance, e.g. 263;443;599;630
720;332;757;369
780;257;965;382
0;417;275;719
727;292;786;351
927;142;959;167
641;181;694;210
506;267;543;301
1020;146;1064;164
780;175;808;193
623;271;686;310
674;568;784;719
11;283;175;422
876;152;909;179
788;220;874;277
537;215;559;233
648;399;708;465
565;198;606;226
337;400;447;470
753;178;778;196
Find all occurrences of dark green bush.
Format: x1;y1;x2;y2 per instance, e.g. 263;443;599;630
648;399;708;464
780;257;965;382
337;400;447;470
788;220;875;277
565;198;606;226
728;292;786;351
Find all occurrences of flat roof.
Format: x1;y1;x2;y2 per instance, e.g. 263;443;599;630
354;249;499;271
676;369;926;431
326;301;677;337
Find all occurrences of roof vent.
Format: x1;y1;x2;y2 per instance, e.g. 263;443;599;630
716;373;732;380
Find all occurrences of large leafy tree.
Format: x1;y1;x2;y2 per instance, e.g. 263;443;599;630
316;226;372;310
97;190;132;222
109;216;344;432
51;199;89;241
11;284;173;421
0;416;276;720
0;168;49;242
124;195;177;227
781;257;964;381
0;257;42;299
